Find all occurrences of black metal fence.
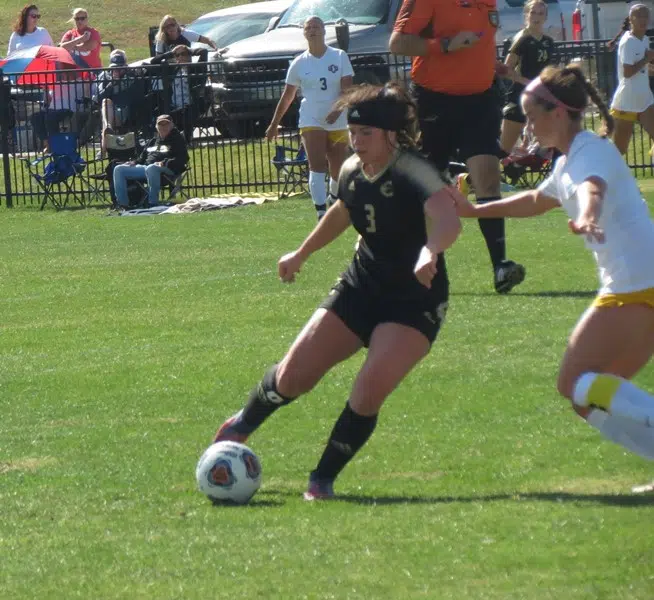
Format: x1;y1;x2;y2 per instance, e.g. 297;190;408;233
0;39;651;208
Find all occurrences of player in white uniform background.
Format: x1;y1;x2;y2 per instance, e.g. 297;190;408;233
454;63;654;483
266;16;354;219
609;4;654;155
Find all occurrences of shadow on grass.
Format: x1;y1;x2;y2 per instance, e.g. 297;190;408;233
256;487;654;507
208;494;284;508
333;490;654;507
452;290;596;299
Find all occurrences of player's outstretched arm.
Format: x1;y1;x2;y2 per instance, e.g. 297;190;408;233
278;201;351;283
452;189;559;218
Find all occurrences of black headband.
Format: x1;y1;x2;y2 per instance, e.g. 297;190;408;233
347;96;407;131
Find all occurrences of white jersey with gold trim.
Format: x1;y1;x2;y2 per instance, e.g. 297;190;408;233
538;131;654;294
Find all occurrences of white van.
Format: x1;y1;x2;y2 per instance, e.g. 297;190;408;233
579;0;654;40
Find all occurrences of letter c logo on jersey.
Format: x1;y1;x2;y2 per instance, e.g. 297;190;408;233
328;64;339;73
380;181;394;198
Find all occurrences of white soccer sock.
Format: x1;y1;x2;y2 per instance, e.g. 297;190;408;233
309;171;327;208
573;372;654;427
586;409;654;460
329;177;338;198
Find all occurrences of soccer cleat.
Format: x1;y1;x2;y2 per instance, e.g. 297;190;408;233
494;260;526;294
213;410;249;444
303;477;335;501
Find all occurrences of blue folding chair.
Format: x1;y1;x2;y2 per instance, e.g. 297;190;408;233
21;132;104;209
271;143;309;199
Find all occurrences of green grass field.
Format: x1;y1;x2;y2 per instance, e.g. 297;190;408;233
2;186;654;599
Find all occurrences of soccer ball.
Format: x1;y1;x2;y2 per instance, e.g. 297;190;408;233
195;441;262;504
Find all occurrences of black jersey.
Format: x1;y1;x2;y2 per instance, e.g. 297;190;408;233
337;151;449;306
507;30;555;101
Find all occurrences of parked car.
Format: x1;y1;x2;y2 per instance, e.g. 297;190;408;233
211;0;566;138
188;0;293;51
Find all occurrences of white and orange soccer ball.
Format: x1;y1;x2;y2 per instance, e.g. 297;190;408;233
196;441;262;504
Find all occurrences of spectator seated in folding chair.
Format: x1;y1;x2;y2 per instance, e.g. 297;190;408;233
30;69;93;152
150;46;209;143
500;138;553;189
112;114;189;209
97;130;138;206
94;49;149;155
271;143;309;199
21;131;103;209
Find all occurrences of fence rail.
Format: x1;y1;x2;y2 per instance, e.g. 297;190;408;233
0;39;651;208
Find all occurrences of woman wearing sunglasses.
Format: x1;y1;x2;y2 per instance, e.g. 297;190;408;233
154;15;217;56
8;4;53;55
59;7;102;69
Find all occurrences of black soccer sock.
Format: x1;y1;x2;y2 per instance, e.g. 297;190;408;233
311;402;378;482
476;196;506;269
235;364;296;434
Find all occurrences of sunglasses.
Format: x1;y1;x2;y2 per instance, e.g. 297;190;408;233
29;13;41;19
74;15;88;21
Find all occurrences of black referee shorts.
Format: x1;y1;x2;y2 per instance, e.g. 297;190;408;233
412;83;502;172
319;280;448;347
503;90;526;124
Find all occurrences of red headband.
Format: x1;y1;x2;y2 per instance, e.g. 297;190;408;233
523;77;583;112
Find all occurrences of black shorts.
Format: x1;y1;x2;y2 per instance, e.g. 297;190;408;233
411;83;502;172
503;90;526;124
319;280;448;347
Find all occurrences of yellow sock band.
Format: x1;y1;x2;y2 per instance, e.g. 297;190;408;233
587;374;622;410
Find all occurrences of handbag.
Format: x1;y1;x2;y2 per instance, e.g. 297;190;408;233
104;132;136;151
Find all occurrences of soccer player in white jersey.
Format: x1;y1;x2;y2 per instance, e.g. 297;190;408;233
609;4;654;155
454;63;654;480
265;16;354;219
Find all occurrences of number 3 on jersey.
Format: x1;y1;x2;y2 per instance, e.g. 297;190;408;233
364;204;376;233
320;77;327;90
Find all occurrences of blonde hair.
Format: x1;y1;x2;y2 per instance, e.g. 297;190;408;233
68;7;88;25
524;0;548;21
156;14;181;43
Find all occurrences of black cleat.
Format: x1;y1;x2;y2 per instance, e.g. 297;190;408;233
494;260;526;294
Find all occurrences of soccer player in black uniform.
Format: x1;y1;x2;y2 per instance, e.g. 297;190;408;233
499;0;555;155
212;83;463;500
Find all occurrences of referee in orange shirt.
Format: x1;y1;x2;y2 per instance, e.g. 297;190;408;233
390;0;525;293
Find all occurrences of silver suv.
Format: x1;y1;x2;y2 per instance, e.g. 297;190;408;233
211;0;404;136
